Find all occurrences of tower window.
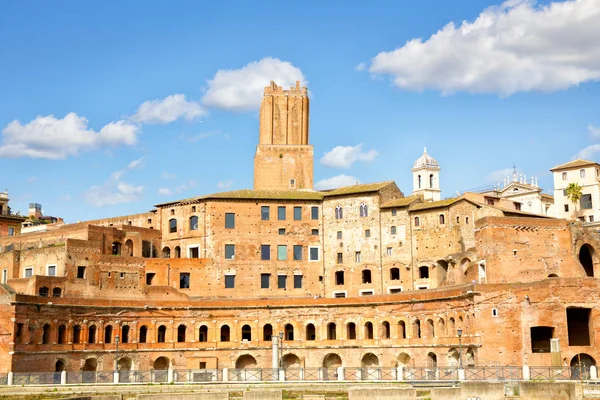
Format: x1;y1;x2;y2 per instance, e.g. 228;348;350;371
430;174;434;188
290;179;296;189
360;203;368;217
335;205;343;219
418;175;422;189
414;217;420;227
391;226;397;235
439;214;445;224
391;209;397;216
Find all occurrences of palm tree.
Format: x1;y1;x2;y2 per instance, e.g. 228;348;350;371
565;183;583;219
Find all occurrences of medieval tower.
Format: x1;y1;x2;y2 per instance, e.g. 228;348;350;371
253;81;313;191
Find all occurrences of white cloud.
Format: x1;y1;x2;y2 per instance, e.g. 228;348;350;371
368;0;600;95
577;144;600;160
315;174;358;190
485;167;522;183
158;188;172;196
0;113;139;159
355;62;367;72
84;159;144;207
202;57;307;111
132;94;206;124
589;124;600;138
157;180;198;197
217;180;234;190
321;144;379;169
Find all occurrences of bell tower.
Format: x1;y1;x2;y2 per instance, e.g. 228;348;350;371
254;81;313;191
412;147;441;201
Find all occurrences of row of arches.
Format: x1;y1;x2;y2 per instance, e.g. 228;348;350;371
334;203;369;220
38;286;62;297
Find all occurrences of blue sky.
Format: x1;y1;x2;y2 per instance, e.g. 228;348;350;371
1;0;599;222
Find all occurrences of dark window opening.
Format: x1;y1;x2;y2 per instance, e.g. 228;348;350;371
278;275;287;289
72;325;81;344
382;321;391;339
531;326;554;353
347;322;357;339
77;266;86;279
169;218;177;233
365;322;374;339
139;326;148;343
311;229;319;235
225;244;235;260
306;323;316;340
390;268;400;280
261;206;270;220
199;326;208;342
146;273;155;285
157;325;166;343
241;325;251;341
261;245;271;260
39;286;49;297
419;266;429;279
335;271;344;285
581;194;593;210
88;325;96;343
180;272;190;289
261;273;270;289
189;216;199;231
189;247;199;258
225;275;235;288
225;213;235;229
122;325;130;343
263;324;272;341
567;308;591;346
311;206;319;220
362;269;372;284
221;325;230;342
177;325;186;342
278;206;286;220
414;217;420;226
579;245;595;277
52;287;62;297
337;253;343;264
327;323;337;340
57;324;67;344
104;325;113;344
294;206;302;220
293;245;302;261
285;324;294;340
293;275;302;289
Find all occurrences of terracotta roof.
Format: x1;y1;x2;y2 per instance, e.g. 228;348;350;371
381;195;422;209
540;193;554;200
156;190;324;206
550;159;598;171
321;181;395;197
409;197;474;211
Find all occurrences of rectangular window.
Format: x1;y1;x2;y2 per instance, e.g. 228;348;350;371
337;253;343;264
225;213;235;229
311;206;319;220
191;206;196;212
2;269;7;284
337;231;342;240
278;206;286;220
225;244;235;260
261;206;270;220
581;194;593;209
179;272;190;289
563;189;568;196
294;206;302;221
486;198;494;205
564;204;569;212
562;172;567;180
146;272;155;285
360;290;374;296
76;266;86;279
47;265;56;277
387;247;392;256
279;228;286;235
225;275;235;289
514;202;522;211
24;268;33;278
309;247;320;261
355;251;361;263
278;245;287;261
389;287;402;294
335;271;344;285
333;291;346;298
189;247;199;258
8;227;15;236
590;216;595;222
391;209;397;216
260;273;270;289
311;229;319;235
580;169;586;178
278;274;287;289
261;245;271;260
294;274;302;289
293;245;302;261
365;229;371;238
567;308;591;346
530;326;553;353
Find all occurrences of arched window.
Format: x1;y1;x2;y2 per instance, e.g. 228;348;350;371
360;203;368;217
177;324;186;342
121;325;130;343
413;320;421;338
157;325;166;343
285;324;294;341
391;226;397;235
169;218;177;233
199;325;208;342
57;324;67;344
42;324;51;344
306;323;316;340
362;269;372;284
335;206;343;219
465;217;469;224
439;214;445;224
39;286;49;297
347;322;357;339
382;321;391;339
162;247;171;258
364;322;374;339
327;323;337;340
418;175;422;189
241;325;251;341
73;325;81;344
139;325;148;343
398;321;406;339
220;325;230;342
263;324;272;341
414;217;420;227
104;325;113;344
88;325;97;343
430;174;434;188
174;246;181;258
52;287;62;297
189;216;199;231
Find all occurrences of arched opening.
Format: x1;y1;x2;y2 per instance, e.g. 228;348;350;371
162;247;171;258
397;353;411;367
153;356;170;370
361;353;379;368
426;319;435;338
335;205;343;219
199;325;208;342
448;318;456;335
418;175;422;189
360;203;368;217
53;287;62;297
262;324;272;341
82;358;97;372
548;273;559;278
189;216;199;231
466;348;475;366
447;348;459;367
571;354;596;379
436;260;448;286
347;322;356;339
118;357;132;371
220;325;230;342
111;241;121;255
124;240;133;256
427;352;437;369
439;214;445;225
323;353;342;368
88;325;96;343
381;321;391;339
413;320;421;338
390;267;400;280
241;324;252;341
157;325;166;343
285;323;294;340
327;323;337;340
42;323;51;344
55;359;65;372
461;258;471;276
306;323;316;340
121;325;130;343
414;217;420;227
169;218;177;233
139;325;148;343
398;321;406;339
282;353;301;370
104;325;113;344
364;321;374;339
174;246;181;258
437;318;446;337
177;324;186;342
39;286;49;297
73;325;81;344
429;174;434;188
235;354;257;369
579;244;595;277
57;324;67;344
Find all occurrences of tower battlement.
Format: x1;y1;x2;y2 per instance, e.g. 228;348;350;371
263;80;308;96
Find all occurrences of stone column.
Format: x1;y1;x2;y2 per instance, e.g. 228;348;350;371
550;338;561;367
272;335;280;369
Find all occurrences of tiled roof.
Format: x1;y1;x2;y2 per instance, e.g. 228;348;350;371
381;195;422;209
322;181;395;197
550;159;598;171
409;197;470;211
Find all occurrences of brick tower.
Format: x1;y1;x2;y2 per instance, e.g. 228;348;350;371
253;81;313;191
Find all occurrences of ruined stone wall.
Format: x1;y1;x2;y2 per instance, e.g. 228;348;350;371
160;202;207;259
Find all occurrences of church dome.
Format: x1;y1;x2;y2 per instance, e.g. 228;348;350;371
413;147;439;169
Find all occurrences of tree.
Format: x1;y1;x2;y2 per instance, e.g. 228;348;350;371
565;182;583;219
